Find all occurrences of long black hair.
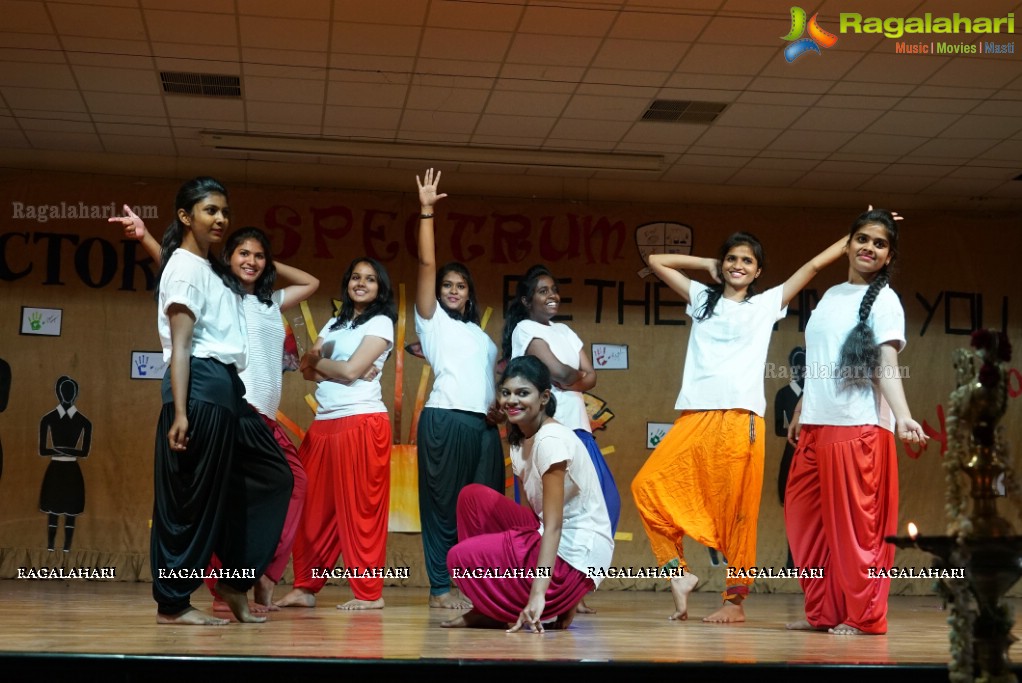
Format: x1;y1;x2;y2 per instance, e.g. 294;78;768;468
154;176;230;298
329;257;398;331
499;355;557;448
437;261;481;325
837;208;900;388
501;264;555;361
693;231;764;321
221;226;277;306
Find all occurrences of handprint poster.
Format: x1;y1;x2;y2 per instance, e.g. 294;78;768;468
20;307;62;336
130;351;168;380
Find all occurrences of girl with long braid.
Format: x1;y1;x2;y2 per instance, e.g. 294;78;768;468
631;230;847;624
143;177;293;625
785;208;927;636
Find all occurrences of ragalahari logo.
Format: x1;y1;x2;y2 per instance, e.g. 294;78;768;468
781;7;838;62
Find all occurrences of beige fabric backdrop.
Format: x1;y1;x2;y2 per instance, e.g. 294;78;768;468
1;171;1019;597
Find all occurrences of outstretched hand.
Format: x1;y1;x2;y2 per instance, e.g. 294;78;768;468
108;204;147;239
867;204;903;221
417;168;448;211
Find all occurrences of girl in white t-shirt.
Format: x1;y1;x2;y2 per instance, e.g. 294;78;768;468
276;257;397;611
117;219;319;612
137;177;293;626
443;355;613;631
785;208;927;636
631;230;847;624
413;169;504;610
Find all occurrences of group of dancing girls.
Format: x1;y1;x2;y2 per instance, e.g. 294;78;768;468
117;172;925;635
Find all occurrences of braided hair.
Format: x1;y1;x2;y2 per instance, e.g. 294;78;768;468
693;232;764;321
837;209;900;388
328;257;398;331
501;264;555;361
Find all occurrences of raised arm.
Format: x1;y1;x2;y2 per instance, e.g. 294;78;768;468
648;253;719;303
275;261;319;312
877;343;928;446
508;460;566;634
415;168;448;320
110;204;161;262
779;235;848;307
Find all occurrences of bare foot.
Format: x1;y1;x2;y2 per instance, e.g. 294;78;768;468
575;597;596;614
253;575;279;611
216;582;267;623
786;619;828;631
337;598;384;610
829;623;870;635
156;607;229;626
668;572;699;621
553;605;578;630
702;600;745;623
211;598;231;613
441;608;506;629
428;591;472;609
274;587;316;608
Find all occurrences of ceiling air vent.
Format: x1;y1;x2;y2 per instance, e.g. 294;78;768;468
641;99;728;123
160;72;241;97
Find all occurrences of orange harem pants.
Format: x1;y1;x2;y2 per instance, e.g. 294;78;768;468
783;424;898;634
291;412;391;601
631;409;763;599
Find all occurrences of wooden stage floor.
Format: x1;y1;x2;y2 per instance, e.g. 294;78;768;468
1;580;1018;682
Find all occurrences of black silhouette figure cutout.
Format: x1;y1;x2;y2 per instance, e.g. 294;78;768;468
39;376;92;552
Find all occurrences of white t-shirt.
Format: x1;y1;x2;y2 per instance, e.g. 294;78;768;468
511;319;590;432
675;281;786;416
158;249;247;370
800;282;906;431
511;421;614;587
415;307;497;414
238;290;286;419
313;314;394;420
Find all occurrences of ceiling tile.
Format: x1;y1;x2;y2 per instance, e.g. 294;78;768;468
240;16;329;51
48;4;145;40
520;5;614;37
506;34;602;67
144;10;237;45
474;114;556;139
593;39;688;71
768;129;856;153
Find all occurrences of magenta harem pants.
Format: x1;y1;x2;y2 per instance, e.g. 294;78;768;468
784;425;898;634
446;484;594;623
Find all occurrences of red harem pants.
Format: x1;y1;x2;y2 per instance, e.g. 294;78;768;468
631;409;764;598
784;424;898;634
291;412;391;600
447;484;595;623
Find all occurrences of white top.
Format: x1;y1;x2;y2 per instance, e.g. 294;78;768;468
158;249;247;370
313;314;394;420
238;289;286;419
800;282;906;431
511;421;614;587
675;281;786;416
511;319;590;432
415;307;497;414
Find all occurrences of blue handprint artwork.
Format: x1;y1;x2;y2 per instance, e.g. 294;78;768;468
131;351;168;380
